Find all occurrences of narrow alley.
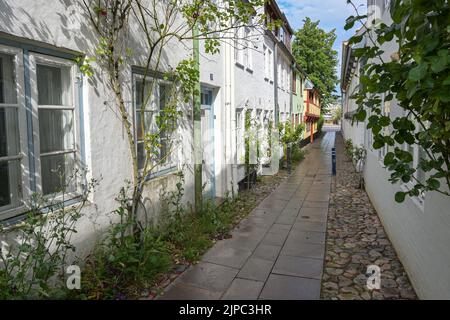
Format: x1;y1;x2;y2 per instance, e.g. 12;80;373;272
160;131;336;300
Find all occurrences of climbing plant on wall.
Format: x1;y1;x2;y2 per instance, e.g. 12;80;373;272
79;0;273;230
346;0;450;202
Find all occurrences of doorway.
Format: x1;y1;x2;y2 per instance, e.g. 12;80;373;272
200;87;215;199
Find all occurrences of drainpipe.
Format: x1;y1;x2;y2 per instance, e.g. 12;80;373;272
193;24;202;212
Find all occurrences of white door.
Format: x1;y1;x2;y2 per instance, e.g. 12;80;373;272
201;88;215;199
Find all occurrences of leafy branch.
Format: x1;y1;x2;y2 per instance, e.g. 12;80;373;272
345;0;450;202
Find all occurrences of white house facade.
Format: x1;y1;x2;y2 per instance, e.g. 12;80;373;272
0;0;302;255
341;0;450;299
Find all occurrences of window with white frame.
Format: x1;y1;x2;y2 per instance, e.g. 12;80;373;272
403;112;427;204
268;49;273;81
243;27;252;70
263;45;268;80
235;28;245;66
284;63;287;90
0;46;82;219
404;142;427;204
33;55;78;196
378;95;389;160
367;121;374;151
0;49;23;213
133;74;176;173
256;109;262;148
235;27;252;70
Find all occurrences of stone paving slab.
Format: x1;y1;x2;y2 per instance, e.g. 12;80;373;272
286;230;326;245
159;282;222;300
292;220;327;232
201;243;253;269
237;257;274;282
259;274;321;300
261;232;289;246
253;244;282;261
221;278;264;300
273;255;323;279
177;262;239;292
160;132;335;300
280;242;325;259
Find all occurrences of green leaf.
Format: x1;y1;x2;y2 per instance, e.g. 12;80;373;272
344;16;356;30
428;179;440;190
373;139;384;149
379;116;390;126
430;56;447;73
349;35;363;45
443;75;450;85
384;152;395;165
355;109;367;121
395;191;406;203
408;63;428;81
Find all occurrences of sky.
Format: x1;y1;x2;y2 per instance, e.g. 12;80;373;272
278;0;367;94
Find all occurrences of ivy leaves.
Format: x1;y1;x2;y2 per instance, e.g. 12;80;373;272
346;0;450;203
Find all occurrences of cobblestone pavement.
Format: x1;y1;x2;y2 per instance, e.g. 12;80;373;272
321;132;417;300
158;132;335;300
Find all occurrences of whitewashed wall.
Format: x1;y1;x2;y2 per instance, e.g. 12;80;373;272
234;31;276;184
0;0;195;256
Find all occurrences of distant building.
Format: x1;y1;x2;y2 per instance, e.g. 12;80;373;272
303;78;321;143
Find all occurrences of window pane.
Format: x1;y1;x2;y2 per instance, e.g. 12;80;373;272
38;109;74;154
0;160;20;208
160;138;168;164
137;142;145;170
135;79;156;110
0;107;19;157
417;147;427;185
0;54;17;104
37;64;71;105
135;111;153;141
41;152;75;195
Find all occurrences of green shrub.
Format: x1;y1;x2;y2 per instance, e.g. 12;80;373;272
292;146;306;163
344;139;354;158
79;177;242;299
317;116;325;134
0;170;96;299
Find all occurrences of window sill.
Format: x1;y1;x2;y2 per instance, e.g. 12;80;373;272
0;205;29;223
0;196;88;227
144;166;178;183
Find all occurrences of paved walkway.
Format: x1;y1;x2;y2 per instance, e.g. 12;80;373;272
159;131;335;300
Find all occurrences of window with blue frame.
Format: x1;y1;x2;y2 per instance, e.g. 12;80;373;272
0;43;82;219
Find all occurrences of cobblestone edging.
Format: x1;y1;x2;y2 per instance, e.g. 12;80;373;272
321;133;417;300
